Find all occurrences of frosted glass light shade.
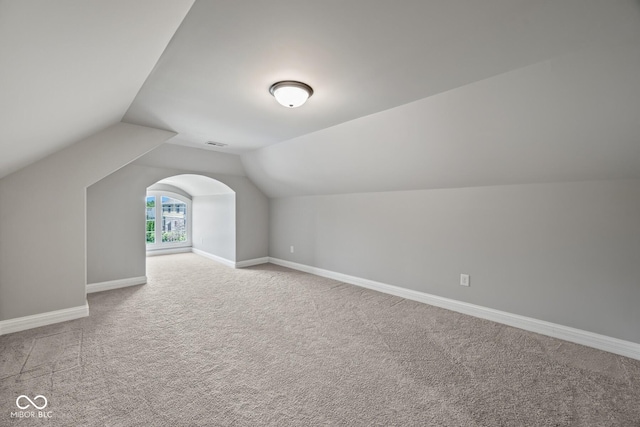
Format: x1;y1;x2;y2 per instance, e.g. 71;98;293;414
269;81;313;108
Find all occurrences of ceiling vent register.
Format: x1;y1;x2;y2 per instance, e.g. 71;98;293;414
206;141;228;147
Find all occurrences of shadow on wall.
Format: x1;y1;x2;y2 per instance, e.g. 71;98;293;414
146;174;236;263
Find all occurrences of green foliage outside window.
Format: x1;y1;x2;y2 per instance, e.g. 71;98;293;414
146;220;155;243
162;231;187;242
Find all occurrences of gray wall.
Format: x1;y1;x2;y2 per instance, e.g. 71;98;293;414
87;165;149;284
0;123;175;320
192;194;236;261
87;160;268;284
270;179;640;344
135;143;245;176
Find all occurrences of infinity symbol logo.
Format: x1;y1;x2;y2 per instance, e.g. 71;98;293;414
16;395;48;410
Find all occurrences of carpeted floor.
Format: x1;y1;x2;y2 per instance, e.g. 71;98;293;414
1;253;639;426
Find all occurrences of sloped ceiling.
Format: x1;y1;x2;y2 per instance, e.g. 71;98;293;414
121;0;640;198
3;0;640;197
0;0;194;179
124;0;640;155
242;42;640;197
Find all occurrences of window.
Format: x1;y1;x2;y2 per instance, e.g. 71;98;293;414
146;196;156;244
146;191;191;250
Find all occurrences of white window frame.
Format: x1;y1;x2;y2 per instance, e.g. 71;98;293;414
146;190;192;251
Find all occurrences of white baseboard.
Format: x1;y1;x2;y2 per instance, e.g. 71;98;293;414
269;258;640;361
192;248;236;268
86;276;147;294
192;249;269;269
236;257;270;268
146;247;192;257
0;302;90;336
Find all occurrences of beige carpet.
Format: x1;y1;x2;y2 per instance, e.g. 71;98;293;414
1;253;639;426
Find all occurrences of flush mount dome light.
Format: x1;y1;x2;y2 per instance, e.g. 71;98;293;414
269;81;313;108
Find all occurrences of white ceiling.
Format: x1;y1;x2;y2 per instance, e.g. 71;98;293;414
3;0;640;197
123;0;640;154
0;0;194;178
156;174;234;196
242;42;640;197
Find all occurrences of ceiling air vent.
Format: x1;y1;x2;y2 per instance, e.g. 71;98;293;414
205;141;227;147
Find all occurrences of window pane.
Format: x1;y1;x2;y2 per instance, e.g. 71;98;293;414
146;196;155;244
161;197;187;243
146;196;155;220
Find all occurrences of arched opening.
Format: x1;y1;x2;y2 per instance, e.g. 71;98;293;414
87;163;267;293
145;174;236;264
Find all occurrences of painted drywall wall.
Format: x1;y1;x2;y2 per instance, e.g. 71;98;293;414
134;143;246;176
87;165;149;284
0;123;175;320
192;194;236;262
270;179;640;344
87;155;268;284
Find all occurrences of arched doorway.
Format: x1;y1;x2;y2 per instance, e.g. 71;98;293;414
87;163;267;293
146;174;236;266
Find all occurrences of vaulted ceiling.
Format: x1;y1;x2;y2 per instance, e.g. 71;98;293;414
0;0;194;178
2;0;640;196
124;0;640;154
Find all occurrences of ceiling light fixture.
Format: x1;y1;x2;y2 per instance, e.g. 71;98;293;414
269;81;313;108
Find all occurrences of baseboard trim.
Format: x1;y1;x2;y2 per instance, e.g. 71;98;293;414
192;249;269;269
192;248;236;268
86;276;147;294
0;302;90;336
268;258;640;361
146;247;192;257
236;257;270;268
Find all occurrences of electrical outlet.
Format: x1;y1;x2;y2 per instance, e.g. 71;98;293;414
290;245;294;253
460;274;470;287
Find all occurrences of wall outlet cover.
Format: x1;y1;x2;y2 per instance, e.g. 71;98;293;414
460;274;470;287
